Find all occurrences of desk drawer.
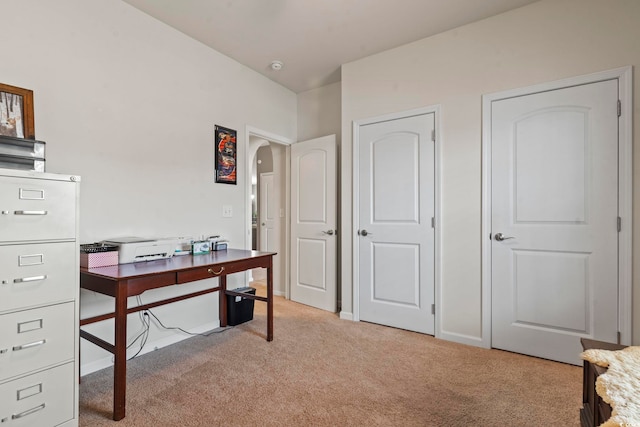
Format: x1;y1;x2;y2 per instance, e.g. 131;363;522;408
0;362;74;427
177;262;248;283
0;303;74;382
0;242;76;313
0;176;76;242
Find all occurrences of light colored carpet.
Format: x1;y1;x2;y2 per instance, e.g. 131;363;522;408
79;287;582;426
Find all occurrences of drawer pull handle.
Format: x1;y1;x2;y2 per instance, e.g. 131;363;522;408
19;188;45;200
207;267;225;275
18;254;44;266
13;339;46;352
17;383;43;401
18;319;43;334
14;275;47;283
14;210;48;215
12;403;46;420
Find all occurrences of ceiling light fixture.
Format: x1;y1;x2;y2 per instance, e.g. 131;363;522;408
270;60;283;71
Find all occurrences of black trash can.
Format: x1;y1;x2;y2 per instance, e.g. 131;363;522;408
227;287;256;326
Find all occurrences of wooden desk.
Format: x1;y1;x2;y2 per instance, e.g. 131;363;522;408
79;249;275;421
580;338;626;427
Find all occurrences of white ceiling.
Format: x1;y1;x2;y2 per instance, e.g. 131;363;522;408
121;0;539;93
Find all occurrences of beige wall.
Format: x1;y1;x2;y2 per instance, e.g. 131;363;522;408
2;0;296;373
341;0;640;345
297;82;342;142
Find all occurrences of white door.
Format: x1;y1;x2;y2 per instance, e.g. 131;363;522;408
491;79;619;365
259;172;276;252
290;135;337;312
358;113;435;334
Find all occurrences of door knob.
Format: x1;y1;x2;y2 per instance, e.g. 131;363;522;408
262;222;266;226
322;230;334;236
358;229;372;236
494;232;515;241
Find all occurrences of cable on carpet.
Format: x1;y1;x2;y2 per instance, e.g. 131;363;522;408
124;295;233;361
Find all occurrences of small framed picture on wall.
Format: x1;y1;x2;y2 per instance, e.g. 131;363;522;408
215;125;237;184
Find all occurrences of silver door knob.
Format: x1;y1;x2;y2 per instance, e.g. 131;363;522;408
262;223;266;226
322;230;334;236
494;232;515;241
358;229;372;236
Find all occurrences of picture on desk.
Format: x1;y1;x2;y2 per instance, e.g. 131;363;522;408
215;124;237;184
0;83;35;139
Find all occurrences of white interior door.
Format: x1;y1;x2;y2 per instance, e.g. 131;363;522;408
259;172;275;253
491;79;619;365
290;135;337;312
358;113;435;334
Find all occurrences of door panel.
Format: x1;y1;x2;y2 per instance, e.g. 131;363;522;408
372;134;419;222
358;113;435;334
491;79;619;365
290;135;337;312
372;242;419;306
514;109;588;223
297;239;325;290
513;250;588;332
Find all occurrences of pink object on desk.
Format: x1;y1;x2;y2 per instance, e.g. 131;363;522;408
80;251;119;268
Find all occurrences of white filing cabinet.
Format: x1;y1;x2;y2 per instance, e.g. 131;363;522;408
0;169;79;427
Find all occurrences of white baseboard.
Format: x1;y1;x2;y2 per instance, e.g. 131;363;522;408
80;320;220;376
437;330;488;349
339;311;353;321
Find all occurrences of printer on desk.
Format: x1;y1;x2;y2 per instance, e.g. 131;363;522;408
102;237;177;264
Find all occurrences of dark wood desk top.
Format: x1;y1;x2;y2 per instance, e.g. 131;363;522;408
80;249;277;298
80;249;275;280
581;338;626;352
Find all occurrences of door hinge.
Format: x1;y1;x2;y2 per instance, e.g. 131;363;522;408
431;217;435;228
431;129;435;142
431;304;435;315
618;100;622;117
617;217;622;232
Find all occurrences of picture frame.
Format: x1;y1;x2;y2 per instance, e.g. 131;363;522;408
215;125;237;184
0;83;35;139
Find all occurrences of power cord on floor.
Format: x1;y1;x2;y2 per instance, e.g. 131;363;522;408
146;308;233;337
123;296;232;361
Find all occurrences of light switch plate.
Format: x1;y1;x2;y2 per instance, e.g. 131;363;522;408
222;205;233;217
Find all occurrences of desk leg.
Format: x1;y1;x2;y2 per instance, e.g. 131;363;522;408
267;259;273;342
219;275;227;328
113;282;128;421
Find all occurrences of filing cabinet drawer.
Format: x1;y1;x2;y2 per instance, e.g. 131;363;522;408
0;242;76;314
0;362;74;427
0;303;75;382
0;176;76;242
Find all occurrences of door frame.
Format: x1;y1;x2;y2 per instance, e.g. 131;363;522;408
245;126;294;298
352;105;442;337
481;66;633;348
258;171;274;252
